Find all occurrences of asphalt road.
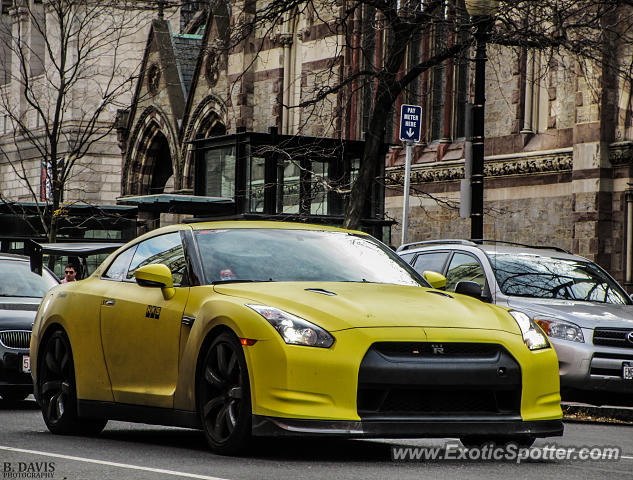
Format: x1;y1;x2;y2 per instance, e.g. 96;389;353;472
1;398;632;480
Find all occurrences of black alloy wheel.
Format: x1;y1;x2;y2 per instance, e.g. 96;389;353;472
38;330;107;435
198;332;251;455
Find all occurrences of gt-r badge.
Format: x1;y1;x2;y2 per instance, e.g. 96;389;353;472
146;305;161;319
431;344;444;355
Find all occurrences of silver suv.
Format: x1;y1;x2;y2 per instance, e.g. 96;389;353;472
397;240;633;406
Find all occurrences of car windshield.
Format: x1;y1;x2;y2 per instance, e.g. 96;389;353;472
0;259;59;298
489;253;631;304
194;229;424;286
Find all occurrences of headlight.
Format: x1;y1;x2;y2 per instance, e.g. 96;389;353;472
246;305;335;348
509;310;550;351
534;317;584;343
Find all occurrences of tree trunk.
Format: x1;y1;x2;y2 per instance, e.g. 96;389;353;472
47;173;61;270
344;69;405;230
343;118;387;230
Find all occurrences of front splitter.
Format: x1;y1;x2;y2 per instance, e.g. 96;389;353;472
252;415;564;438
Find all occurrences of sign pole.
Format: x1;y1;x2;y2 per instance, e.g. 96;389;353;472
401;141;412;245
398;104;421;246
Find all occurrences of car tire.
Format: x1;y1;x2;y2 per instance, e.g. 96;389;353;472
38;330;107;436
197;331;252;455
460;435;536;448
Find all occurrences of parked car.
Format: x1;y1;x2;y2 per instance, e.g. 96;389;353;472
31;222;563;454
397;239;633;406
0;253;59;402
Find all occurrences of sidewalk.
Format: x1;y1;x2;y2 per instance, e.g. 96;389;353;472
563;402;633;424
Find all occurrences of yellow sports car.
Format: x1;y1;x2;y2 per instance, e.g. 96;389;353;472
31;221;563;454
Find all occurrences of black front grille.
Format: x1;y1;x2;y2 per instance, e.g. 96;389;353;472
589;351;633;377
373;342;501;358
0;304;38;311
593;328;633;349
358;388;520;415
590;368;618;376
0;330;31;349
357;342;522;417
594;352;633;360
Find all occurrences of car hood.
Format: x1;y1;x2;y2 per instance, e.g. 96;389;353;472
0;298;40;330
213;282;520;333
505;297;633;329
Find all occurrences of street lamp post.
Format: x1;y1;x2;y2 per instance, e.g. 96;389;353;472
465;0;499;240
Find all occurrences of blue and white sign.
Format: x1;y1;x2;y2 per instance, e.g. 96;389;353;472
399;104;422;143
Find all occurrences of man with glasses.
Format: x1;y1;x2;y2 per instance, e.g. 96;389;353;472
61;265;78;283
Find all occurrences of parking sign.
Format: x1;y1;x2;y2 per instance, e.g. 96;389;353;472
399;104;422;143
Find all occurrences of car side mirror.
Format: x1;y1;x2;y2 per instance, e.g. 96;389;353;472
455;281;482;300
135;264;175;300
423;270;447;290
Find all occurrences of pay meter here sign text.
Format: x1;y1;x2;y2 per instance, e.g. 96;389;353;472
399;104;422;143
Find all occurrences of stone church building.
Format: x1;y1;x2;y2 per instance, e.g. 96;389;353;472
2;1;630;286
117;2;633;288
118;1;382;233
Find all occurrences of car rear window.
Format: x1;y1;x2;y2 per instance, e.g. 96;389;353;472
489;253;630;304
0;259;59;298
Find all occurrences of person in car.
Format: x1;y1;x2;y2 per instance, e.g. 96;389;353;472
61;264;78;283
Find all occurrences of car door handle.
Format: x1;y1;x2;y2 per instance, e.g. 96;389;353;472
103;299;115;306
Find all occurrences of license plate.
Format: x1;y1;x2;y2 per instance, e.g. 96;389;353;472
21;355;30;374
624;363;633;380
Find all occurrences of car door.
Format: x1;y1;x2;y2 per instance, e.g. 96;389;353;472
100;231;190;408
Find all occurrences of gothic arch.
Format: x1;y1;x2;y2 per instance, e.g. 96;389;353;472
123;107;180;196
182;96;227;190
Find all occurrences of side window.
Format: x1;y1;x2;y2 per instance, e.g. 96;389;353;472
126;232;187;286
412;252;450;276
445;253;486;292
103;246;137;281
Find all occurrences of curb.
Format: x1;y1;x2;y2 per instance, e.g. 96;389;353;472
562;403;633;424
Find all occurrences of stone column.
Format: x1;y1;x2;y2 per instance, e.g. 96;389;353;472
8;3;29;123
571;57;616;269
229;0;255;132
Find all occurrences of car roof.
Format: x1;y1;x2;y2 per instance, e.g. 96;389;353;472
0;252;29;262
37;242;124;256
116;220;369;254
477;244;585;261
399;241;586;262
188;220;363;234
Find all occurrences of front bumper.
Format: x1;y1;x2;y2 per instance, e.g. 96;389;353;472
553;335;633;396
244;327;562;424
252;415;564;438
0;350;32;390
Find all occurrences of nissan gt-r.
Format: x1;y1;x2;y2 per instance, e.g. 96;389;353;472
31;221;563;454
